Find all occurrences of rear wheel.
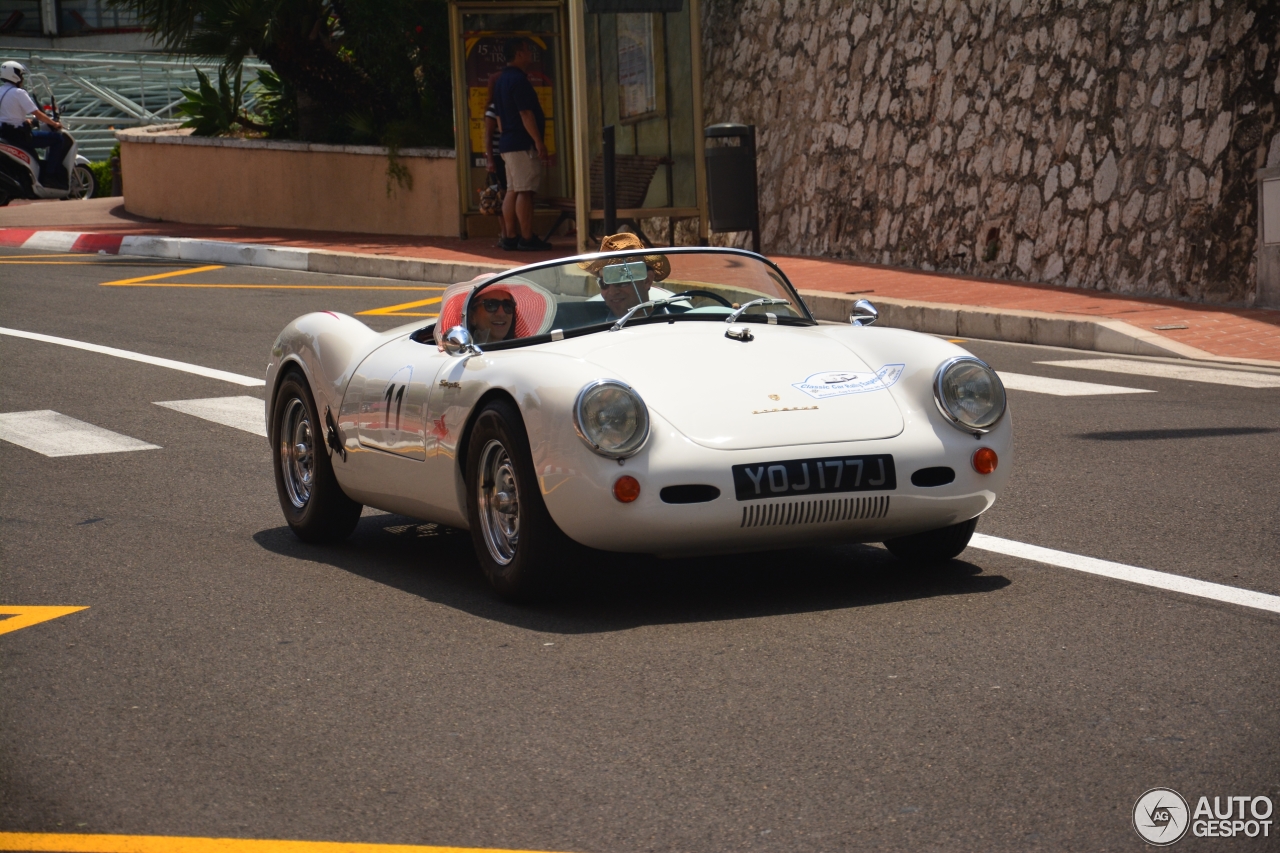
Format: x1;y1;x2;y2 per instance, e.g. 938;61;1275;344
271;369;362;543
67;163;96;200
883;517;978;564
466;399;567;600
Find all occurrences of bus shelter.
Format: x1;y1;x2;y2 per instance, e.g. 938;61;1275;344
447;0;708;250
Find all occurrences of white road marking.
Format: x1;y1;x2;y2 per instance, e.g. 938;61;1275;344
0;410;160;457
969;533;1280;615
997;371;1153;396
155;396;267;437
1037;358;1280;389
0;327;265;387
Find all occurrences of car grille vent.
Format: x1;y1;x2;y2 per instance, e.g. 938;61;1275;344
740;495;891;528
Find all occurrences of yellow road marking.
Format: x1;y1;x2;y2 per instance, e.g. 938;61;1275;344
0;833;568;853
357;296;443;317
100;265;226;286
101;283;445;292
0;252;98;258
0;261;166;266
0;606;88;636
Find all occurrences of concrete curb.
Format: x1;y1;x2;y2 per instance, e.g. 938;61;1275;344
4;227;1276;368
118;235;512;284
796;290;1280;370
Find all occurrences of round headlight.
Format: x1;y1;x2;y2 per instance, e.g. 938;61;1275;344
933;356;1007;433
573;380;650;458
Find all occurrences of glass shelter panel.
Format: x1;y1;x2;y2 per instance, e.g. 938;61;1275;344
458;7;568;211
585;1;698;211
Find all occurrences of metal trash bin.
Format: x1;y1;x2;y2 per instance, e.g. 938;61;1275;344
704;123;759;251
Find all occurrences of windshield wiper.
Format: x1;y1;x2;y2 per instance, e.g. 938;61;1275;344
725;298;792;324
610;298;682;331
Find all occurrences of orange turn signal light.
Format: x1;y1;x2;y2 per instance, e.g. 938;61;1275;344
972;447;998;475
613;475;641;503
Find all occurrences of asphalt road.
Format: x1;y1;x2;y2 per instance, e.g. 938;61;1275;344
2;247;1278;852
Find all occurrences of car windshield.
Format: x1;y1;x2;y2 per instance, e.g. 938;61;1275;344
438;248;813;348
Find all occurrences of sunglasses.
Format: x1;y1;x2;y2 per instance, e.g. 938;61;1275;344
480;298;516;314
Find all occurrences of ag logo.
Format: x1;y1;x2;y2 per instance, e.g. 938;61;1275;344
1134;788;1190;845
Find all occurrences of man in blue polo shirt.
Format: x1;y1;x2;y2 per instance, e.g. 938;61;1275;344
493;37;553;251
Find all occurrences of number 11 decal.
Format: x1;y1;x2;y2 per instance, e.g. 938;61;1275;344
384;384;406;430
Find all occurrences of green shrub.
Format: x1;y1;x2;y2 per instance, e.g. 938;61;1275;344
114;0;452;147
176;67;264;136
252;69;295;139
88;161;113;195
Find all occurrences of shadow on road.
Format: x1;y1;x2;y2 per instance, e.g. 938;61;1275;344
253;513;1011;633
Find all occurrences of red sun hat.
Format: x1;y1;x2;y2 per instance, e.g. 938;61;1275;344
435;277;557;347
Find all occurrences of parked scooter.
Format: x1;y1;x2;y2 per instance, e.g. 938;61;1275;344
0;76;95;206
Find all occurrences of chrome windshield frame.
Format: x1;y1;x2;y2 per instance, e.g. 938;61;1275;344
469;246;816;325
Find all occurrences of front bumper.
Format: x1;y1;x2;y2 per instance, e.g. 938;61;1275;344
535;406;1012;556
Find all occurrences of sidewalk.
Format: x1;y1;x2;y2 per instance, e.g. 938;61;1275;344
4;198;1278;366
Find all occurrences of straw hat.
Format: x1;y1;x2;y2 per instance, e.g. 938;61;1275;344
577;233;670;280
434;276;556;347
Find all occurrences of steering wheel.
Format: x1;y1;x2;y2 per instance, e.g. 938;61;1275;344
666;289;734;308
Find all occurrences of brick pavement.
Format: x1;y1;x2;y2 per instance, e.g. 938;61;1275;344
4;199;1277;363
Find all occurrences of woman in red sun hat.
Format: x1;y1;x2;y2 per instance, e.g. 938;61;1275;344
469;287;518;343
434;277;557;349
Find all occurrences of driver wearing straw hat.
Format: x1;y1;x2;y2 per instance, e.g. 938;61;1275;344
578;233;671;319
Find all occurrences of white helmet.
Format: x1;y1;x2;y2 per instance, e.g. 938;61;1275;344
1;61;26;86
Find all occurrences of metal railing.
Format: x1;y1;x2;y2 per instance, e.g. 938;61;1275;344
9;49;268;160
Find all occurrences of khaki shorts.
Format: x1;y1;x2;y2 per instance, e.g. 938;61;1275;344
502;149;543;193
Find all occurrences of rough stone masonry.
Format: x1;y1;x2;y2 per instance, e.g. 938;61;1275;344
701;0;1278;305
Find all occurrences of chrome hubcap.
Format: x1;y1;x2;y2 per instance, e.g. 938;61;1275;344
69;165;92;199
477;439;519;565
280;398;315;509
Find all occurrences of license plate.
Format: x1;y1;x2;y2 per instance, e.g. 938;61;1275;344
732;454;896;501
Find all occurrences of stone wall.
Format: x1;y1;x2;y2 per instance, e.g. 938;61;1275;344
701;0;1279;305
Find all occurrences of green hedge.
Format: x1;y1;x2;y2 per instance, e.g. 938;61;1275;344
88;161;113;195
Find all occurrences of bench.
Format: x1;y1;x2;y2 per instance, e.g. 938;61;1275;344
541;154;672;246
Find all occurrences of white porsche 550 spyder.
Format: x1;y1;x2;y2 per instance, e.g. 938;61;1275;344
266;246;1011;598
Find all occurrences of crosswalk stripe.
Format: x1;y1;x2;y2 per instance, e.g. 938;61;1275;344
969;533;1280;615
997;371;1152;396
0;326;265;387
1037;358;1280;389
155;396;267;437
0;411;160;457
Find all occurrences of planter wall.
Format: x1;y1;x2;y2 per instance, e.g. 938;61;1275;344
117;127;458;237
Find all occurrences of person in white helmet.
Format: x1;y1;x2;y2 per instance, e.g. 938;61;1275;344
0;60;69;188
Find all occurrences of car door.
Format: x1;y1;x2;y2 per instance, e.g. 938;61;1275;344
350;338;430;460
335;335;459;521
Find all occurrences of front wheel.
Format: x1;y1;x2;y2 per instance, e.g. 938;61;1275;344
271;369;362;543
883;517;979;564
67;163;96;200
466;399;568;600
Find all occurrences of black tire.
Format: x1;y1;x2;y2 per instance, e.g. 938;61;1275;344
465;398;569;600
271;369;362;543
67;163;96;200
883;517;979;563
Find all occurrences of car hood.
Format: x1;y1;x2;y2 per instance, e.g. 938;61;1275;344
577;322;905;450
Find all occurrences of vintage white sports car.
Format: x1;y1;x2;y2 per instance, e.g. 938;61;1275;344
266;247;1011;598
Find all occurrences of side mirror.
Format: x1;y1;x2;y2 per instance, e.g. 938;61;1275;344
442;325;482;357
850;298;878;327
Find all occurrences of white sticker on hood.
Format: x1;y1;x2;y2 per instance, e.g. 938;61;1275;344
792;364;905;399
